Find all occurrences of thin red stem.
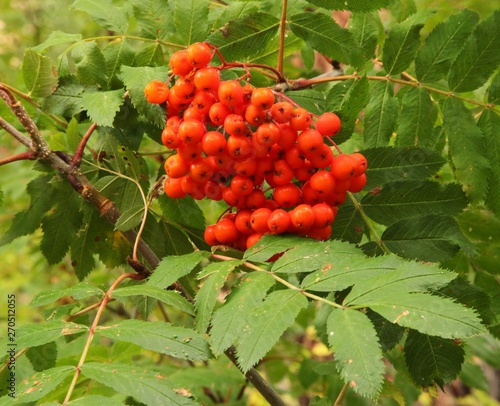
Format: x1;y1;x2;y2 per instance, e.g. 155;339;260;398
0;151;36;166
71;122;97;169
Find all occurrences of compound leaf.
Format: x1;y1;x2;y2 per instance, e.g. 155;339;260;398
71;0;129;33
22;49;58;97
174;0;210;44
81;89;124;127
30;283;104;307
327;309;384;398
131;0;173;39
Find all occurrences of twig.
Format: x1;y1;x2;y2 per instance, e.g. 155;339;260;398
277;0;288;77
0;116;32;148
71;122;97;169
334;382;349;406
0;151;36;166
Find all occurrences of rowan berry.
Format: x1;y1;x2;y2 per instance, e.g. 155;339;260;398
250;87;275;110
202;131;226;156
218;80;244;107
204;224;218;246
246;232;263;248
224;114;246;136
245;189;267;210
312;203;335;228
189;157;215;183
298;129;323;155
310;170;336;195
209;102;232;126
215;218;239;244
290;107;312;131
245;104;267;126
316;112;341;136
254;122;281;146
290;204;315;231
348;173;367;193
164;154;189;178
330;154;356;181
186;42;212;69
235;209;254;234
144;80;169;104
164;177;186;199
350;152;368;176
226;135;253;159
273;183;301;208
250;207;272;233
170;50;192;76
193;67;220;93
267;209;291;234
178;119;205;144
161;127;182;149
270;102;294;124
230;175;254;196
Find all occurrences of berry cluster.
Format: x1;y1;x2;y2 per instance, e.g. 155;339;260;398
144;42;367;251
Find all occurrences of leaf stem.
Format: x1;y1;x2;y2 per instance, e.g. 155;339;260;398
334;382;349;406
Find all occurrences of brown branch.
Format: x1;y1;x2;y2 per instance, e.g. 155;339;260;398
0;116;33;148
0;151;36;166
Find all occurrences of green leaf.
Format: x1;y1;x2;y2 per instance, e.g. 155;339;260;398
81;89;124;127
361;180;467;226
103;38;135;86
71;0;129;33
97;320;211;361
243;234;310;263
80;362;198;405
30;283;104;307
381;214;470;262
42;76;85;118
271;239;364;274
443;98;490;203
114;204;144;232
40;190;83;264
119;65;166;127
0;175;56;246
367;310;405;352
26;342;58;372
160;222;197;256
67;395;126;406
112;285;194;315
236;290;308;372
327;309;384;398
174;0;210;44
0;366;74;404
0;321;88;352
209;272;275;356
207;12;280;62
415;9;479;82
22;49;57;98
363;81;399;148
289;12;364;68
195;260;243;333
369;292;484;338
396;87;437;147
363;146;446;189
404;329;465;387
131;0;173;40
284;89;325;116
477;110;500;217
349;12;382;60
148;251;210;289
448;9;500;92
32;31;82;52
382;10;434;75
158;194;205;230
72;41;108;87
307;0;391;11
487;71;500;104
329;203;364;244
134;43;165;67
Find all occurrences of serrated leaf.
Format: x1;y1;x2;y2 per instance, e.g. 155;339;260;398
98;320;211;361
71;0;129;33
271;239;364;274
26;342;58;372
30;283;104;307
382;10;434;75
119;65;166;127
236;290;308;372
134;43;165;67
114;204;144;232
363;81;399;148
404;329;465;387
349;12;382;59
22;49;57;98
0;321;88;353
209;272;275;356
160;222;196;256
443;98;490;203
195;260;243;333
363;146;446;189
0;175;56;246
112;284;194;315
81;89;124;127
289;12;364;68
477;110;500;217
103;38;135;86
381;214;471;261
367;310;405;352
327;308;384;397
487;71;500;104
0;366;74;404
174;0;210;44
284;89;325;116
131;0;173;39
369;292;484;338
396;87;437;147
148;251;210;289
32;31;82;52
415;9;479;82
42;77;85;117
361;180;467;226
329;203;364;243
80;362;198;405
67;395;126;406
243;234;309;263
159;194;205;231
40;191;83;264
307;0;391;11
72;41;108;87
448;9;500;92
207;12;280;62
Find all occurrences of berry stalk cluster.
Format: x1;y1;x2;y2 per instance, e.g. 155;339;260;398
144;42;367;251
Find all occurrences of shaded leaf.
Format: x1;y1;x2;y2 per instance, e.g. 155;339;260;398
349;13;381;60
363;81;399;148
382;10;434;75
243;234;307;263
448;9;500;92
327;309;384;398
405;330;465;387
415;9;479;82
329;203;364;244
284;89;325;116
131;0;173;40
68;396;126;406
81;89;124;127
174;0;210;44
306;0;391;12
443;98;489;203
103;38;135;86
114;204;144;232
43;77;85;118
71;0;129;33
236;290;308;372
158;194;205;231
26;342;58;372
22;49;57;98
30;283;104;307
98;320;211;361
81;362;198;405
361;180;467;226
487;71;500;104
72;41;108;87
367;309;405;352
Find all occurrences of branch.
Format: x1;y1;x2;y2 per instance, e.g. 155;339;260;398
0;151;36;166
0;116;32;148
277;0;288;76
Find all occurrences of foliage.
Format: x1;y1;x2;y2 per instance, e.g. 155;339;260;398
0;0;499;405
